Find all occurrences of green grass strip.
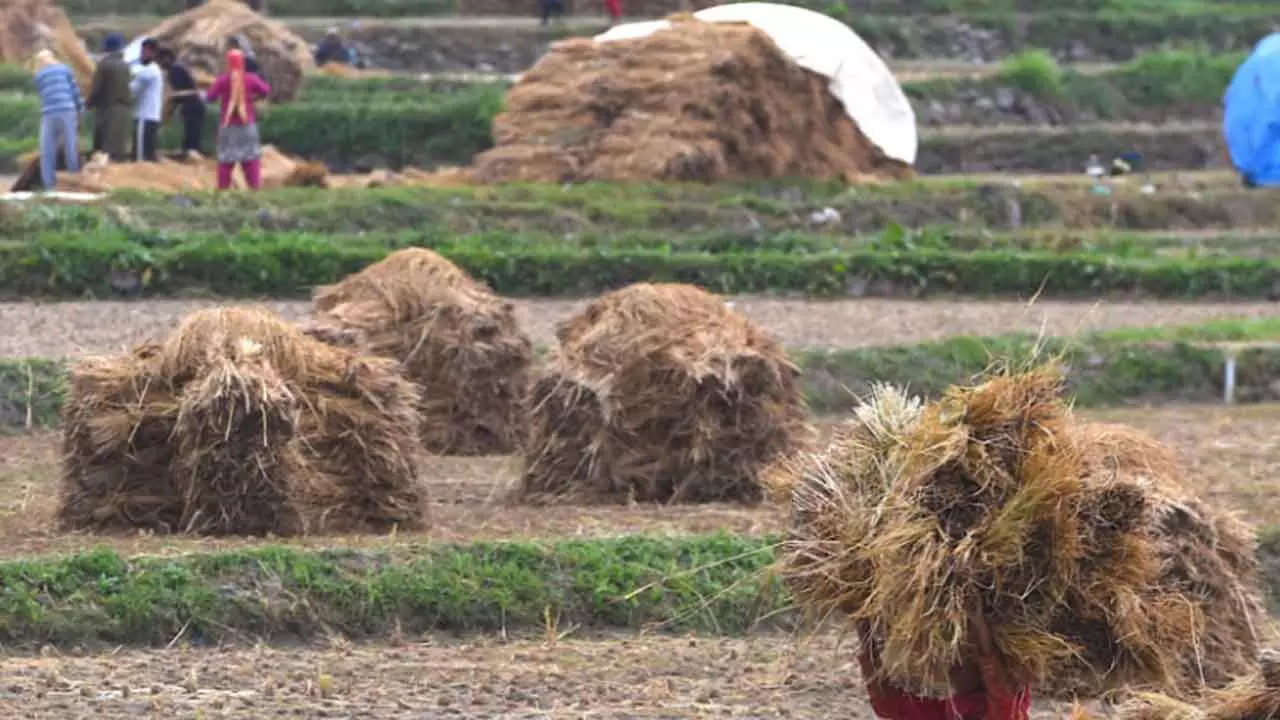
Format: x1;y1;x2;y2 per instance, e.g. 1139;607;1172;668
5;230;1280;300
0;531;1275;648
6;319;1280;430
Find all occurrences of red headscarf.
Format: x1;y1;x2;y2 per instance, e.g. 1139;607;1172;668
222;49;249;127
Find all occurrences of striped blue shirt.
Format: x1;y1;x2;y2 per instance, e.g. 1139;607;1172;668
34;63;83;116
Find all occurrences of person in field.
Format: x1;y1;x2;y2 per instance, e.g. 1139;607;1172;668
205;48;271;190
32;49;82;190
156;47;206;156
857;613;1031;720
87;32;131;161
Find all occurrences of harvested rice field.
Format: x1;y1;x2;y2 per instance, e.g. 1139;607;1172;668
1;298;1278;358
1;404;1275;559
0;634;1099;719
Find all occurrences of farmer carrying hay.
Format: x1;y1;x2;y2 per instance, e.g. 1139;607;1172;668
513;282;811;505
778;368;1265;712
309;248;533;456
59;306;427;536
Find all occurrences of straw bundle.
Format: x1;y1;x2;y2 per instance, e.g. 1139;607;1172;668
513;283;811;504
44;145;321;193
778;369;1263;699
0;0;94;91
472;19;912;184
59;306;427;536
1119;650;1280;720
138;0;313;102
310;248;533;456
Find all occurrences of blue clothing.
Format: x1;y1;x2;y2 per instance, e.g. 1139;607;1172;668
39;110;79;190
1224;33;1280;186
34;63;83;116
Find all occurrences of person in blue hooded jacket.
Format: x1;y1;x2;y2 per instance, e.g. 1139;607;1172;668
1224;33;1280;188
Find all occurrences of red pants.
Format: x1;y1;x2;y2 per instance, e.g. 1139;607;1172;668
603;0;620;20
216;159;262;190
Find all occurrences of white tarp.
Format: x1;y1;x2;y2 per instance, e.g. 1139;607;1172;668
594;2;917;165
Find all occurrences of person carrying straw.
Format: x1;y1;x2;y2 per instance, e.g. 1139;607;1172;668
205;49;271;190
32;49;83;190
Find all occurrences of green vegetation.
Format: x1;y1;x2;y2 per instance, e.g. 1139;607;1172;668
8;227;1280;300
0;532;1273;648
8;318;1280;429
6;179;1270;238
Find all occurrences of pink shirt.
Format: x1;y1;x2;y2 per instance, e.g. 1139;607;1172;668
205;72;271;126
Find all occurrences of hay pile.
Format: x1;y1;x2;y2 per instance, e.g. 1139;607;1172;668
513;283;811;504
1119;650;1280;720
777;369;1264;699
58;306;427;535
310;248;533;456
0;0;93;90
472;18;912;184
42;146;317;193
139;0;313;102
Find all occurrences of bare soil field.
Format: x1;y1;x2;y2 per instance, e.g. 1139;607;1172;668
1;298;1277;358
1;404;1275;559
0;633;1101;719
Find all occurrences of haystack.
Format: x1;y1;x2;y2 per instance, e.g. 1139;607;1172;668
138;0;313;102
41;146;320;193
777;369;1264;700
58;307;427;536
1119;650;1280;720
0;0;93;91
472;19;912;184
513;283;811;504
310;248;533;456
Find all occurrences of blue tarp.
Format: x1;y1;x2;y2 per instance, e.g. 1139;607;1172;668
1224;33;1280;186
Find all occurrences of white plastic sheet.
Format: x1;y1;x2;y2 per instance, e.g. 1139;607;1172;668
594;2;917;165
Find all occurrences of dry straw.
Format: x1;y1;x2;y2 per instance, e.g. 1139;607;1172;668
473;18;913;184
138;0;314;103
513;282;811;504
1119;649;1280;720
778;368;1264;699
59;306;427;535
0;0;95;92
310;248;533;456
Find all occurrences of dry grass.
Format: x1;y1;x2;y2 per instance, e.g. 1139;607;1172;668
473;18;910;183
57;306;428;537
514;283;811;505
0;404;1276;560
310;248;533;455
777;370;1264;698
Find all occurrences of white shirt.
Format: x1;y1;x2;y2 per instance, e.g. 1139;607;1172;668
129;62;164;122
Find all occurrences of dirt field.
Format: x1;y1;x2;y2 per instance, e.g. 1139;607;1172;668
0;633;1109;719
1;298;1277;358
1;403;1275;559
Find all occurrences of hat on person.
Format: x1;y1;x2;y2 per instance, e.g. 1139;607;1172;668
103;33;124;52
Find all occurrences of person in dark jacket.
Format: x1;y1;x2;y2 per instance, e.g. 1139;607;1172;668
87;32;132;161
157;47;206;155
314;28;355;67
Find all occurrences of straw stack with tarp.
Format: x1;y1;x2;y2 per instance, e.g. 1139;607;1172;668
133;0;313;102
777;368;1265;700
58;306;427;536
1119;650;1280;720
512;283;811;504
309;248;533;456
0;0;93;91
474;4;916;184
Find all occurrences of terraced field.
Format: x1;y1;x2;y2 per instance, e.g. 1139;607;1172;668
0;1;1277;717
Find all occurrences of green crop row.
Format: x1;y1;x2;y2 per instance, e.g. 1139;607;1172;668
7;229;1280;300
5;177;1267;239
0;531;1274;648
6;318;1280;430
